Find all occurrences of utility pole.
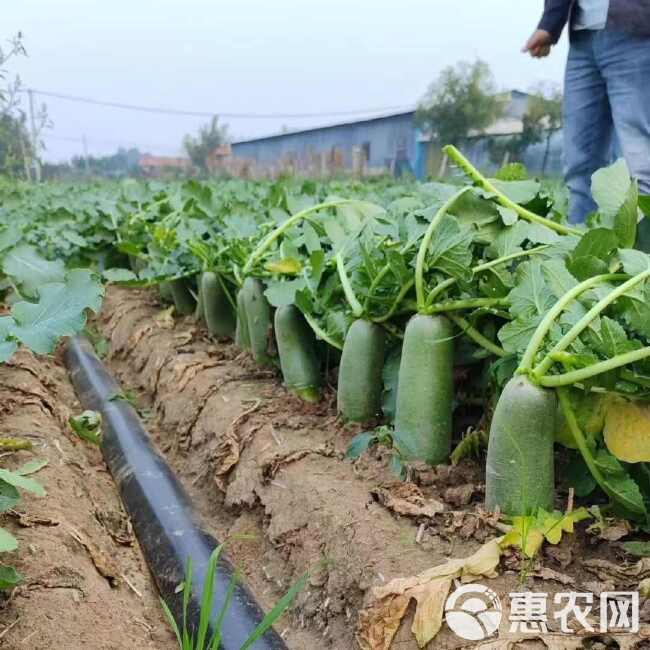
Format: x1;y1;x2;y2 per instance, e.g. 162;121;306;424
82;134;90;174
27;89;41;182
19;132;31;182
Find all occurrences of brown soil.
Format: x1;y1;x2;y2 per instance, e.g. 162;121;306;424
0;348;177;649
93;287;650;650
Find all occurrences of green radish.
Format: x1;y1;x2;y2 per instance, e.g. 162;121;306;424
485;375;555;515
159;281;173;304
242;277;272;365
169;277;196;316
128;254;145;273
195;276;205;323
337;319;385;422
274;305;321;402
393;314;453;465
235;288;250;350
201;271;236;338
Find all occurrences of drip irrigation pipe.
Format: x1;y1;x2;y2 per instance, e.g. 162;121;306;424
64;336;288;650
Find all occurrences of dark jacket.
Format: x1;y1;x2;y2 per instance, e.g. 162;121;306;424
538;0;650;42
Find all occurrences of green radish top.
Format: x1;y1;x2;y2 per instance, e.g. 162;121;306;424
485;375;555;516
274;304;321;403
337;319;385;422
393;313;454;465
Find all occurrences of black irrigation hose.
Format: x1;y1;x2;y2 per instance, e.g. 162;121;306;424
64;336;288;650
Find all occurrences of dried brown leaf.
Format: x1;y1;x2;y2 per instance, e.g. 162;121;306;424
598;519;632;542
372;483;445;519
583;557;650;586
68;528;120;587
262;444;335;482
356;538;502;649
443;484;476;508
8;510;59;528
95;509;134;546
530;566;574;585
154;306;175;329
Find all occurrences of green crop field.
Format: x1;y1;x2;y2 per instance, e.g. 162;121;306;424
2;146;650;648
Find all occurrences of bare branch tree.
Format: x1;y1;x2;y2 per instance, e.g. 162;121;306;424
0;33;52;179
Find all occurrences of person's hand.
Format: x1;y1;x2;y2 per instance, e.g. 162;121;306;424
522;29;552;58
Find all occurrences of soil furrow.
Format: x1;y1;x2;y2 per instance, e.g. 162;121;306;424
94;287;650;649
96;288;485;649
0;349;176;650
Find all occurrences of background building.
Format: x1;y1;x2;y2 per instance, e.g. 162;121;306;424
230;110;417;179
225;90;563;180
138;154;191;177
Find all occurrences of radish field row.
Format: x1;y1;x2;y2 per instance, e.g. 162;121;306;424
1;147;650;533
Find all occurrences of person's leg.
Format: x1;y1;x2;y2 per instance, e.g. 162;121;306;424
598;31;650;197
563;31;614;223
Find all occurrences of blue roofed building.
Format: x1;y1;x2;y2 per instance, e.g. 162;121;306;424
229;109;420;178
221;91;563;180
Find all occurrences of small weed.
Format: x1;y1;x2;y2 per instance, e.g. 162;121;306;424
109;389;139;409
346;427;407;480
69;410;102;445
83;325;109;358
0;459;47;589
162;543;307;650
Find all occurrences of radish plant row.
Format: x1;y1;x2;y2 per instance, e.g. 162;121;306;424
2;149;650;530
0;185;104;585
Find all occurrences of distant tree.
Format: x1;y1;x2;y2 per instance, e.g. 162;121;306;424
0;34;30;177
0;113;32;177
82;148;138;175
0;33;25;106
183;116;229;174
416;60;504;148
0;33;51;179
41;160;72;181
70;147;142;178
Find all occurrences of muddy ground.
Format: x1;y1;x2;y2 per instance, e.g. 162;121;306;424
81;286;650;649
0;348;177;649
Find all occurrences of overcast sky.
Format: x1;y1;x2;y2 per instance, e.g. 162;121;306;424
4;1;569;162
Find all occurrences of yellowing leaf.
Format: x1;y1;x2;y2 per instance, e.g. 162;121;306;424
153;224;176;248
462;537;502;578
410;577;454;648
265;257;302;275
555;393;605;450
356;538;503;650
554;418;578;450
500;517;544;558
500;509;591;557
155;305;175;329
639;577;650;598
537;508;590;545
604;398;650;462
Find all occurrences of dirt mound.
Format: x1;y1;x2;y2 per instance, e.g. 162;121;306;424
0;349;176;649
96;287;650;649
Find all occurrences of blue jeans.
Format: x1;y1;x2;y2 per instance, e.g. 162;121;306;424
564;30;650;223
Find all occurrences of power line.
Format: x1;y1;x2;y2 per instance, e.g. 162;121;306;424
42;133;83;143
24;88;412;120
42;131;180;153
